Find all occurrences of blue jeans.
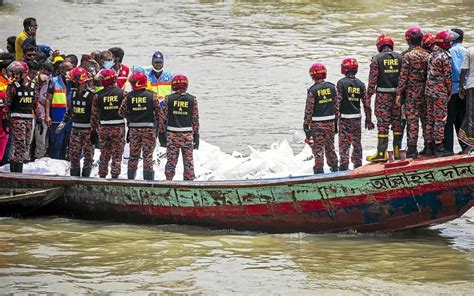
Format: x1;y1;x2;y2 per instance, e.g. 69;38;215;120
49;122;66;159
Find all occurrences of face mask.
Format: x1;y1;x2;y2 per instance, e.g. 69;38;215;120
152;67;163;73
103;60;115;69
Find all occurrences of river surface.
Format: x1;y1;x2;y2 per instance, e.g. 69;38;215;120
1;0;474;294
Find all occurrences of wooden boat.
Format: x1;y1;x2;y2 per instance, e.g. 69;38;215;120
0;187;64;217
0;154;473;233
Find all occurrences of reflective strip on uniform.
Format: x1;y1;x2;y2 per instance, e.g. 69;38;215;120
312;115;335;121
129;122;155;128
72;122;91;128
100;119;125;125
11;112;34;119
341;113;361;119
376;87;396;93
167;126;193;132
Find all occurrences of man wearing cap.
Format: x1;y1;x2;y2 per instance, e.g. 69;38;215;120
146;51;173;102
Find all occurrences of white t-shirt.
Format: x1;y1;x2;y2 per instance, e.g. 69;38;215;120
461;47;474;89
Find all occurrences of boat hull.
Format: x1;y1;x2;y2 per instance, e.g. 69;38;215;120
1;155;473;233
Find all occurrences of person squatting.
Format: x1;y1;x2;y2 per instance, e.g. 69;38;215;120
304;28;469;174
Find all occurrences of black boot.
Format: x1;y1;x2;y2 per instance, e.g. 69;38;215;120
330;166;339;172
393;132;403;160
434;143;454;157
419;142;429;155
425;142;435;157
367;135;389;162
353;163;362;169
339;165;348;171
406;145;418;159
70;167;81;176
128;169;137;180
143;170;155;181
81;168;92;177
16;162;23;173
9;161;16;173
313;167;324;174
111;175;119;179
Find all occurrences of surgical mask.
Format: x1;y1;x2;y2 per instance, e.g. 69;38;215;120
103;60;115;69
152;67;163;73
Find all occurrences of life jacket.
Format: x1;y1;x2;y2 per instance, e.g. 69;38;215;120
309;81;336;122
0;75;12;108
375;51;403;92
146;69;173;101
10;81;35;119
166;92;195;132
96;86;125;126
338;76;366;119
50;76;68;122
126;89;156;128
71;89;94;128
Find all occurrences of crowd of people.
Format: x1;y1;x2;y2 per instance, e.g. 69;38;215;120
1;18;473;179
304;27;474;174
0;17;199;180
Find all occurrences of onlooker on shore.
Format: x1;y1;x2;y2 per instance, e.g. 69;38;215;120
15;17;38;61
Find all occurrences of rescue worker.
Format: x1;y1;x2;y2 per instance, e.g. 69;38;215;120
4;61;38;172
336;58;374;171
91;69;126;178
395;29;430;158
366;34;403;162
303;63;338;174
146;51;173;102
159;74;199;181
402;27;423;55
56;67;95;177
109;47;130;90
425;30;456;157
119;71;160;180
422;34;436;53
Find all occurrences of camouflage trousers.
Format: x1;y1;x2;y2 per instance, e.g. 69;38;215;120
128;127;157;171
425;94;449;143
69;128;94;170
310;121;338;171
165;131;195;181
405;89;427;146
339;118;362;168
98;125;125;177
375;92;402;135
10;118;33;163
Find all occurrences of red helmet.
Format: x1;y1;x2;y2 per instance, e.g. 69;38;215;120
405;26;422;41
376;33;394;52
129;71;148;91
422;33;436;50
309;63;327;80
7;61;28;73
171;74;189;91
435;30;455;50
95;69;117;87
341;58;358;75
67;67;89;84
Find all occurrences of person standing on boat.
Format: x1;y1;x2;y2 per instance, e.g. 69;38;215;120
303;63;339;174
91;69;126;178
395;29;430;158
336;58;373;171
366;34;403;162
422;34;436;53
108;47;129;90
146;51;173;102
425;30;456;157
118;71;160;180
4;61;38;173
0;58;14;165
159;74;199;181
458;46;474;148
56;67;95;177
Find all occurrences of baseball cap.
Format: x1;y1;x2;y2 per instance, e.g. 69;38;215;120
152;51;164;62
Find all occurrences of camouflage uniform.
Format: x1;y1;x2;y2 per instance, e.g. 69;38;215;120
396;47;430;148
425;48;453;145
91;86;126;178
304;80;338;173
336;74;371;169
118;88;160;180
159;92;199;181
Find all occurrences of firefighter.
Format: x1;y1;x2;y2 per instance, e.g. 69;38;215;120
303;63;338;174
366;34;403;162
159;74;199;181
119;71;160;180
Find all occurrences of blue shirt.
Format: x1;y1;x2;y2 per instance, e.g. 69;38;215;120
449;42;467;94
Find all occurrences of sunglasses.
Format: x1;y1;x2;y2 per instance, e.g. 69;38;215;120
26;53;36;57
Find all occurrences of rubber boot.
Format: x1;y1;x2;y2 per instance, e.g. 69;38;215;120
330;166;339;172
419;142;429;156
111;175;119;179
16;162;23;173
127;169;137;180
434;143;454;158
393;132;403;160
81;168;92;178
366;135;389;162
143;170;155;181
339;165;348;171
313;167;324;174
9;161;17;173
425;142;435;157
70;167;81;177
406;145;418;159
